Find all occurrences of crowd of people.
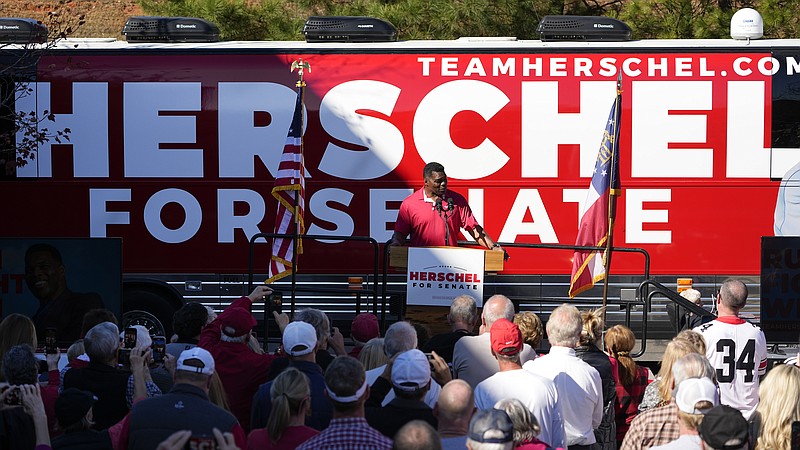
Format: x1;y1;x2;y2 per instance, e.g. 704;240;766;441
0;278;794;450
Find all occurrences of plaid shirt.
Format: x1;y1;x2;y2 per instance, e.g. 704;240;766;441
619;402;679;450
296;417;393;450
611;358;651;441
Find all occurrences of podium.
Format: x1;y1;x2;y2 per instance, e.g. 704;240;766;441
389;246;504;336
389;246;505;271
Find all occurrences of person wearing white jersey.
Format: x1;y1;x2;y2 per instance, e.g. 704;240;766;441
693;279;767;419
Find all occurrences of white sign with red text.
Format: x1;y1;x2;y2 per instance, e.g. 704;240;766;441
406;247;485;307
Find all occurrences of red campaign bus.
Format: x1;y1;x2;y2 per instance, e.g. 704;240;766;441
2;35;800;339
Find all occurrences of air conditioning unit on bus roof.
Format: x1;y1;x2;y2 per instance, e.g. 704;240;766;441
303;16;398;43
537;15;632;42
122;16;219;43
0;18;48;44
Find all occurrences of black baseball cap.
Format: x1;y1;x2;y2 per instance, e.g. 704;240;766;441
55;388;97;427
698;404;749;450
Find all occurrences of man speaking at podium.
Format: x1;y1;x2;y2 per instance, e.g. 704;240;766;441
389;162;504;256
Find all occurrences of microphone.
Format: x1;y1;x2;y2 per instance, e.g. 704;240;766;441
446;197;454;212
435;198;443;212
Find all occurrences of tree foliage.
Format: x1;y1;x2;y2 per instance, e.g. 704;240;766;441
0;2;85;172
139;0;800;41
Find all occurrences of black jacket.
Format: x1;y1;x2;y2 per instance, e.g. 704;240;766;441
63;362;131;430
52;429;112;450
365;377;438;438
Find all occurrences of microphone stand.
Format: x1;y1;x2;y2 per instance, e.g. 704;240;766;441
438;197;454;246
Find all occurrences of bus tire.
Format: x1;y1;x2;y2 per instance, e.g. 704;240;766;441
122;285;181;338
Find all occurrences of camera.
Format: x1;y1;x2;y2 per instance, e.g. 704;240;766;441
267;291;283;314
151;336;166;363
185;435;216;450
44;328;58;355
4;387;20;406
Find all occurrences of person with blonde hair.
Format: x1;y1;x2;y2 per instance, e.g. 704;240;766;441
359;337;389;371
575;307;616;450
675;330;706;355
751;364;800;450
605;325;651;447
247;367;318;449
638;338;698;412
0;313;38;381
514;311;543;350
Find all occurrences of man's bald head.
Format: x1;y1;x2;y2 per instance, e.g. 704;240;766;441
481;295;515;329
719;279;748;311
436;379;474;422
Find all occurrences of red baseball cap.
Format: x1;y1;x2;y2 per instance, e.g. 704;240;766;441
220;307;256;337
351;313;379;343
490;318;522;355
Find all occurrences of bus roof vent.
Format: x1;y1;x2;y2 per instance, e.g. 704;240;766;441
0;18;48;44
303;16;397;43
537;15;632;42
122;16;220;43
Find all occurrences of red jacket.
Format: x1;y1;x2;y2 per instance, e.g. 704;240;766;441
199;296;276;431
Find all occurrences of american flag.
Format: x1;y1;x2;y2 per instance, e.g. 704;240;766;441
569;88;622;298
267;84;306;283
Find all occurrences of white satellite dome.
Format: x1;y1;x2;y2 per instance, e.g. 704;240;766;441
730;8;763;40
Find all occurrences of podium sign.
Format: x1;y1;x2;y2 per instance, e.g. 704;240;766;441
406;247;485;307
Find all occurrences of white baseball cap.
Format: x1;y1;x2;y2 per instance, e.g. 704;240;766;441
283;321;317;356
177;347;215;376
391;349;431;391
675;377;718;414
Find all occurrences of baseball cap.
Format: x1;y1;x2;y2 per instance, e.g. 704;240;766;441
177;347;215;375
56;388;97;427
391;349;431;391
490;318;522;356
283;321;317;356
351;313;379;343
675;377;718;414
698;405;749;450
468;409;514;444
219;307;256;337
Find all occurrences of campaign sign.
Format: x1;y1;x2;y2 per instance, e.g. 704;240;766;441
406;247;485;307
761;236;800;343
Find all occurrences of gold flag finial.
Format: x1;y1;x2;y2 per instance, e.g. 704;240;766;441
291;59;311;87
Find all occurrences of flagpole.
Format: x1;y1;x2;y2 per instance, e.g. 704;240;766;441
601;72;623;321
289;58;310;317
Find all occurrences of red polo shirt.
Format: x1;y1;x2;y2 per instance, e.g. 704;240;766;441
394;188;479;246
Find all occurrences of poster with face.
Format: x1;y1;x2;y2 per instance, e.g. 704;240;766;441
0;238;121;342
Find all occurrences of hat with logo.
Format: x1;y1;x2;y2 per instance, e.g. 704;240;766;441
675;377;718;414
219;307;256;337
351;313;380;343
283;321;318;356
391;349;431;391
56;388;97;427
698;404;749;450
490;318;523;356
177;347;215;375
468;409;514;444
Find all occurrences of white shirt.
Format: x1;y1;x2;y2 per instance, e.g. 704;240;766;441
365;364;442;408
650;434;703;450
694;316;767;419
474;368;567;449
523;346;603;446
452;332;536;388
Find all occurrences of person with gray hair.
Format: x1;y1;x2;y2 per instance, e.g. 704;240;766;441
423;295;479;363
294;308;347;369
524;304;602;450
466;409;515;450
495;398;562;450
296;356;392;450
694;278;767;419
393;420;443;450
365;321;443;408
621;353;718;450
199;285;277;432
453;295;536;388
62;321;135;429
